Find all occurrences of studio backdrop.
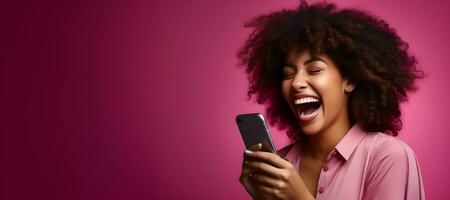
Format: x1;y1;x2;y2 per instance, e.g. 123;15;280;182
1;0;449;199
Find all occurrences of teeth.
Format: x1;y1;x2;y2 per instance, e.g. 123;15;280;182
294;97;320;105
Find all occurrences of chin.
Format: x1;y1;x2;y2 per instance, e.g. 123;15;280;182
299;120;324;136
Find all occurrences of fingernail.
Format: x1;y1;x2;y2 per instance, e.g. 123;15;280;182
257;143;262;148
245;150;253;154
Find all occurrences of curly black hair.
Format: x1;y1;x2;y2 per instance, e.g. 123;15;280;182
237;1;424;140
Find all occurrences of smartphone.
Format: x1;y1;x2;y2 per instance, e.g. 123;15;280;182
235;113;277;153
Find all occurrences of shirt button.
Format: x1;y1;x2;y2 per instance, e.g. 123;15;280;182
319;187;325;193
323;165;329;171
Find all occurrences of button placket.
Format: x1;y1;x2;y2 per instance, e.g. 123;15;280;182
323;150;338;172
316;150;336;197
316;163;328;197
318;187;325;193
323;164;329;171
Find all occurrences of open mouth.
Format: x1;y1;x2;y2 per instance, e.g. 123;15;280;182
294;97;322;122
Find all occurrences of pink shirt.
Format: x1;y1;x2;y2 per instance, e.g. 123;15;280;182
277;123;425;200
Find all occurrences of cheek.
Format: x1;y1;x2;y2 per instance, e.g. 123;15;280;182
315;76;342;93
314;74;346;106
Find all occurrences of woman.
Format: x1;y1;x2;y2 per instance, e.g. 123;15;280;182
237;1;425;200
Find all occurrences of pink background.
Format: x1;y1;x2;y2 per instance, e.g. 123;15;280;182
1;0;449;199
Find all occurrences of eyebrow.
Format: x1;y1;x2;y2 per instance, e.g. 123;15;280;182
284;57;328;68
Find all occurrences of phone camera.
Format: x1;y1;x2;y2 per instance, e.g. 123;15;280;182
237;118;243;124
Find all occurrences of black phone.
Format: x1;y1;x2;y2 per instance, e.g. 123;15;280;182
235;113;277;153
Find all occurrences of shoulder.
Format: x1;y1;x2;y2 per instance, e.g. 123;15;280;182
362;132;419;171
362;132;426;199
366;132;411;154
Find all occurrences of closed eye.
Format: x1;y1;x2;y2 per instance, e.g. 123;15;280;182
282;72;295;79
282;67;296;79
308;69;322;75
307;66;324;75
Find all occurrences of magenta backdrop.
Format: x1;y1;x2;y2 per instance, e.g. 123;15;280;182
1;0;449;199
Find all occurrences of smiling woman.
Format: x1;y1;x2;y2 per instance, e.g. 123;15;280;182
237;1;425;200
281;50;351;136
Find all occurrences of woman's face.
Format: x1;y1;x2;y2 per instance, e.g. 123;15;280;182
281;50;353;136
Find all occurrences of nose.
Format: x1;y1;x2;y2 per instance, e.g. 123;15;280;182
291;72;308;90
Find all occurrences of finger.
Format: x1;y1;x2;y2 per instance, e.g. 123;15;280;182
243;143;262;162
241;157;251;177
248;172;283;188
258;184;283;198
242;151;248;164
260;142;275;153
240;167;251;183
247;143;262;151
245;150;291;169
242;165;250;175
245;160;284;179
241;152;252;178
240;161;254;184
240;171;259;198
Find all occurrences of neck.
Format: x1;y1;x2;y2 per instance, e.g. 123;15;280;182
303;116;352;161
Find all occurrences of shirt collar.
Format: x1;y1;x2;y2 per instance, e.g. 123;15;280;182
334;123;366;161
283;142;302;170
282;123;367;167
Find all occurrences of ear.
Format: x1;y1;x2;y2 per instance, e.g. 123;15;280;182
343;79;355;93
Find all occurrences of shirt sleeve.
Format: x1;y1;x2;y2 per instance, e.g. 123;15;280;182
363;138;425;200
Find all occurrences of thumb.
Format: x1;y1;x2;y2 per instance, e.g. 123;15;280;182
248;143;262;151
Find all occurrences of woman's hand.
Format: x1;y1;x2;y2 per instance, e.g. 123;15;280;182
240;143;314;200
240;143;269;199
